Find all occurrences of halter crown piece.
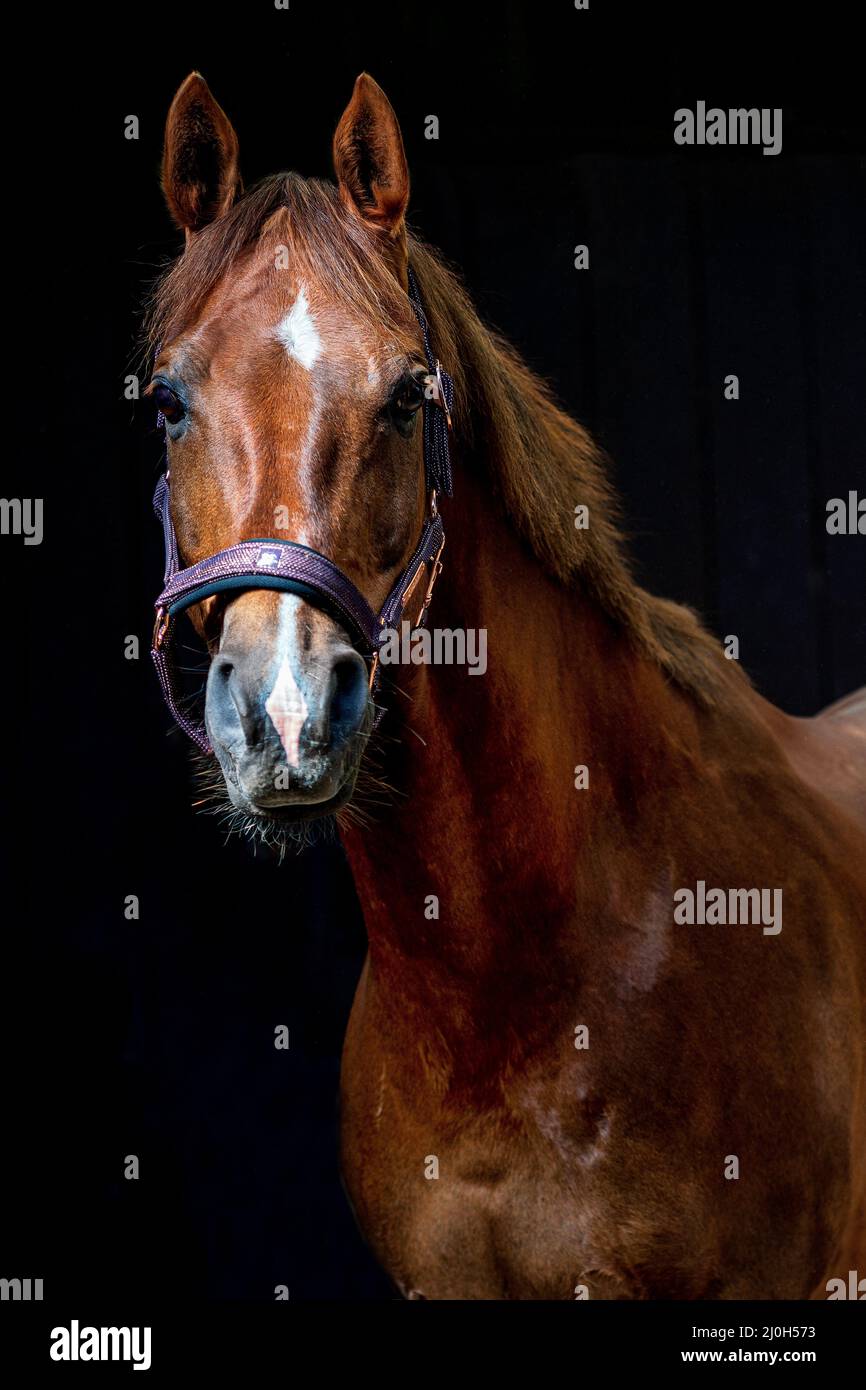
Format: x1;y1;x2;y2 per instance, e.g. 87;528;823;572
151;267;455;753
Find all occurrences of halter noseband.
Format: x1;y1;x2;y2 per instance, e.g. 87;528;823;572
151;268;454;754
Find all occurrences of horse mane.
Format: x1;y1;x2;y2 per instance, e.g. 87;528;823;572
146;172;744;708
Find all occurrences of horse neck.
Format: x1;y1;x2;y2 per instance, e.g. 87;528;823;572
340;457;699;1008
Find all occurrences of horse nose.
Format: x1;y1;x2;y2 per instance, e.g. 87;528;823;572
208;644;368;755
204;595;370;806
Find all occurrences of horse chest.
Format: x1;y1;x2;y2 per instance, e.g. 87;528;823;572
341;1106;610;1298
340;1028;681;1299
340;918;861;1300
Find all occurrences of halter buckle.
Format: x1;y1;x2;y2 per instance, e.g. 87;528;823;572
435;360;452;431
420;534;446;622
153;606;169;651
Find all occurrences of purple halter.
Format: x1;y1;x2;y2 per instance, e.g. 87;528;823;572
151;268;454;754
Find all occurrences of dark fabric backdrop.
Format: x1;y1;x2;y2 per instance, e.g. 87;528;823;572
3;0;863;1303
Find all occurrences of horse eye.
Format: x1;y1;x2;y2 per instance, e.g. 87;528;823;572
150;380;186;425
390;374;426;418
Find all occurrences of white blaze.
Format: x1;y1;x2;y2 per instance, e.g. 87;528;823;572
265;595;310;764
265;656;308;765
275;285;322;369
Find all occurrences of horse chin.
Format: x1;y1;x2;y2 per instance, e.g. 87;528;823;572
188;734;366;853
213;746;364;837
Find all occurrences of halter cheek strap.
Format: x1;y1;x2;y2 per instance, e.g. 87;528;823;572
151;267;454;754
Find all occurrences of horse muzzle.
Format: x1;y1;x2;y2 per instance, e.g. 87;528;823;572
204;592;370;817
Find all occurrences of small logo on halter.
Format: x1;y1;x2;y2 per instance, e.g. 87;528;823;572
256;547;281;568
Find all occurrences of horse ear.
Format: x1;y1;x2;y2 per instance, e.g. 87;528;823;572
333;73;409;237
162;72;241;236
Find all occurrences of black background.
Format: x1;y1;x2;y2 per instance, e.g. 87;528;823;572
3;0;864;1305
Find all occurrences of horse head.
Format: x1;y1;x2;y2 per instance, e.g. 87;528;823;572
149;72;444;826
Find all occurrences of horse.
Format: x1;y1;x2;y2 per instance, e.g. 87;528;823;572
145;70;866;1299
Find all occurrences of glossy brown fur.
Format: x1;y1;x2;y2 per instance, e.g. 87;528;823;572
152;73;866;1299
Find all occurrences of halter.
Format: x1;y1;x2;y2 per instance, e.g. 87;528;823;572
151;268;455;754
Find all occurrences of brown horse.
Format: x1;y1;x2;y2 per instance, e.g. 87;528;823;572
147;71;866;1299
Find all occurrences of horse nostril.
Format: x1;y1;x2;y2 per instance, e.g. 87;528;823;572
329;651;369;740
209;654;262;745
